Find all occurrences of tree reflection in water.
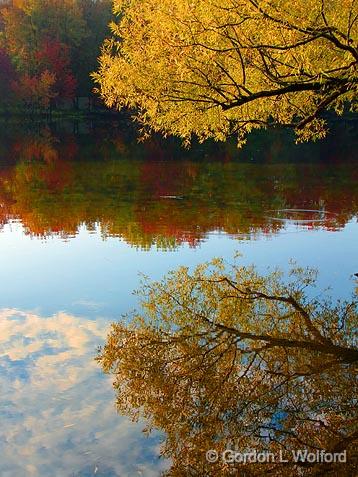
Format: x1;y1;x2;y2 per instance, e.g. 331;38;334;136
0;122;357;249
98;260;358;476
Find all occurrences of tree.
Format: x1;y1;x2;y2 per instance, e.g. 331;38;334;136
75;0;113;97
0;0;112;105
94;0;358;145
35;38;77;101
0;4;35;72
0;47;17;106
0;0;86;99
12;69;57;112
98;259;358;476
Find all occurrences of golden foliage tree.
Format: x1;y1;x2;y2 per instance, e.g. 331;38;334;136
94;0;358;146
98;259;358;476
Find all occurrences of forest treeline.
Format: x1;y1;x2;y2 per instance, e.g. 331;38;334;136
0;0;112;113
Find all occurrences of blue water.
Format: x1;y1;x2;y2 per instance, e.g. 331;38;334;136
0;123;357;476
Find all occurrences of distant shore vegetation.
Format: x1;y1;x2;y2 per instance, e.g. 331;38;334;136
0;0;112;114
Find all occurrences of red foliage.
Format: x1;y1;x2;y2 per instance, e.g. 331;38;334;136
11;70;57;109
35;38;77;100
35;39;71;75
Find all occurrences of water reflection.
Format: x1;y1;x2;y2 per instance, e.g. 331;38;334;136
265;209;339;225
0;120;357;476
0;121;357;249
98;263;358;476
0;308;166;477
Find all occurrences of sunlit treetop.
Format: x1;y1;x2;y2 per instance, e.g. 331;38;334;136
94;0;358;146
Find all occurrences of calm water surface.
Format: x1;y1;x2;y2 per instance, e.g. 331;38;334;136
0;121;357;476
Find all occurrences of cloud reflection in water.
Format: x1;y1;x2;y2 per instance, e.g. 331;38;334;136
0;309;167;477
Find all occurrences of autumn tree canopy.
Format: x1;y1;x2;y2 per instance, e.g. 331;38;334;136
98;260;358;476
95;0;358;145
0;0;112;110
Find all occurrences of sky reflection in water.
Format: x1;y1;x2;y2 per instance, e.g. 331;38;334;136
0;308;166;477
0;122;357;476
